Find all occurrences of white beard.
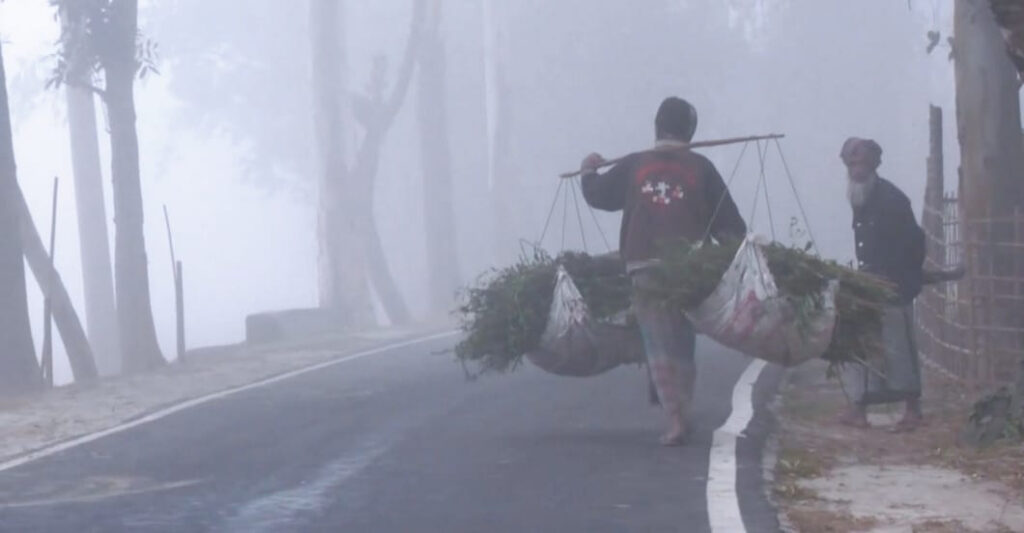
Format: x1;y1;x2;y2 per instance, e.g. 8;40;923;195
847;177;876;208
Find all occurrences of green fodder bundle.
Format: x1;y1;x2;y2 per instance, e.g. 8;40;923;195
651;240;894;365
454;252;630;375
455;241;894;375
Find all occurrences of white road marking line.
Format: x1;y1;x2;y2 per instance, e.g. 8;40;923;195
707;359;767;533
0;331;459;474
220;438;388;533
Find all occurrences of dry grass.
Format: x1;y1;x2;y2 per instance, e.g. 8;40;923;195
909;519;1014;533
779;361;1024;487
912;369;1024;498
774;446;831;503
784;507;879;533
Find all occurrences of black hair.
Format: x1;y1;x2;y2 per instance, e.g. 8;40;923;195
655;97;698;142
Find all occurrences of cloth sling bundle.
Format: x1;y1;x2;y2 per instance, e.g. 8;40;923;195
687;235;839;366
524;264;644;377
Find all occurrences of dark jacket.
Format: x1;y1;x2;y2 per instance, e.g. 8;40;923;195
582;148;746;264
852;177;926;304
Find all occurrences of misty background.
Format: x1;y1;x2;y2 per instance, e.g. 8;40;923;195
0;0;961;385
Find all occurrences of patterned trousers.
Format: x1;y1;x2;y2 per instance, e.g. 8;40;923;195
631;270;697;420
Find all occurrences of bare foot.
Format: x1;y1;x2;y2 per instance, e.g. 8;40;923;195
660;430;687;447
837;408;870;429
660;420;688;447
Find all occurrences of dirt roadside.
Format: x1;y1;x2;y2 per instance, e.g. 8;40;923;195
770;359;1024;533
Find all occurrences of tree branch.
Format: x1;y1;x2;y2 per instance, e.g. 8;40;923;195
378;0;426;130
350;0;427;196
68;80;108;101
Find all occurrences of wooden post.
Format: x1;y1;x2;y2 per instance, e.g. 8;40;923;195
163;205;176;274
41;177;59;387
923;106;945;370
926;106;945;225
163;206;185;363
175;261;185;362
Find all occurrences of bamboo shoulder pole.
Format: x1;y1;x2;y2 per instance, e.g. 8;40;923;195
560;133;785;179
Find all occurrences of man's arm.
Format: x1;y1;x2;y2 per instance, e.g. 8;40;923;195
703;159;747;242
580;155;629;212
887;189;927;300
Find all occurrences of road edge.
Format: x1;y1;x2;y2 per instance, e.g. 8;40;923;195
0;328;458;473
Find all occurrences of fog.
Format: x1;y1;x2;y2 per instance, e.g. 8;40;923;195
0;0;959;385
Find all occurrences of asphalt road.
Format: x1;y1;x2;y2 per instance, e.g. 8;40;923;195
0;334;782;533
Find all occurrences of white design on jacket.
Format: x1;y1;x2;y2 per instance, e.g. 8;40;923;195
641;179;685;205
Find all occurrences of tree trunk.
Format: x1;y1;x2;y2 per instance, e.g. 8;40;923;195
954;0;1024;383
365;216;411;324
310;0;374;328
0;41;42;394
989;0;1024;80
417;12;461;311
66;84;121;376
956;0;1024;219
490;75;515;262
349;126;412;325
105;0;165;372
61;6;121;376
481;0;515;264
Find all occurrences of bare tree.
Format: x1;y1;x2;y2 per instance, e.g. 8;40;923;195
311;0;423;327
59;5;121;376
417;0;461;311
52;0;165;372
0;40;43;393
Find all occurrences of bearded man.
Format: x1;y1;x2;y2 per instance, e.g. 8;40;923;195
839;137;927;432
